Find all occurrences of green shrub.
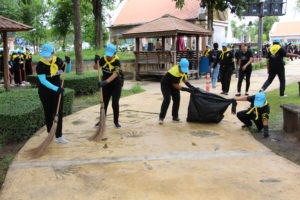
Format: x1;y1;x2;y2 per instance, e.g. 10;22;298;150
253;59;267;70
0;88;74;143
27;71;98;95
0;87;4;93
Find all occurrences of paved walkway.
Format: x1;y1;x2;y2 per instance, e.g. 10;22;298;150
1;60;300;200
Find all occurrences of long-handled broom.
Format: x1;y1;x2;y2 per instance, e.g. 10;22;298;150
89;60;107;141
27;75;65;158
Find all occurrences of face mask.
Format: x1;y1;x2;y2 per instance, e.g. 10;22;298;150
43;56;53;62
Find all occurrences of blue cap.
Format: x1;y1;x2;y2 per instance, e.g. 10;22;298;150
25;47;30;50
273;38;281;43
13;50;18;54
18;50;24;54
40;44;54;57
105;44;117;57
222;42;228;47
254;92;266;107
179;58;189;73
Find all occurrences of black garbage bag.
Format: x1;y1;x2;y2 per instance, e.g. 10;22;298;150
187;88;237;123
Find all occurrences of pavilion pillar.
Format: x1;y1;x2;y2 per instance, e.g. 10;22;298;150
196;36;200;75
135;37;141;81
172;35;177;64
2;31;10;91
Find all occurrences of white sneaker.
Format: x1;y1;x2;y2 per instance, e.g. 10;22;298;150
55;137;69;144
20;83;25;87
159;118;164;125
280;95;288;98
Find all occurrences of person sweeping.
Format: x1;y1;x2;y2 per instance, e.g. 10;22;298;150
36;44;68;144
234;92;270;138
96;44;123;128
159;58;196;124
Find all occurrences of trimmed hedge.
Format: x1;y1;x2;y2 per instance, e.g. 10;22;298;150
0;88;75;143
0;87;4;93
27;71;98;95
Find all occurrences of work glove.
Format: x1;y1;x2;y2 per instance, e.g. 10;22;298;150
57;87;64;94
181;87;193;93
98;81;108;88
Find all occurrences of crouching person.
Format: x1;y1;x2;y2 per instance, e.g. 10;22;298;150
234;92;270;138
159;58;195;124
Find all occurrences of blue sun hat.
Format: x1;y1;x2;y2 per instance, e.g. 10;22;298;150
18;50;24;54
13;50;18;54
254;92;266;107
105;44;117;57
40;44;54;57
179;58;189;73
222;42;228;47
272;38;281;43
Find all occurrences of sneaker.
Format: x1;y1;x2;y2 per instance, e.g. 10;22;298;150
220;91;225;94
20;83;25;87
235;93;241;97
172;118;181;122
224;92;228;95
263;132;269;138
114;123;121;129
280;95;288;98
55;137;68;144
159;118;164;125
245;92;249;96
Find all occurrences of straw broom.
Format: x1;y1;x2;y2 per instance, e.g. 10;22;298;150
89;60;107;141
27;75;65;158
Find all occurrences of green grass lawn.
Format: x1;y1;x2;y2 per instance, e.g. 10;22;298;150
266;82;300;131
32;49;135;62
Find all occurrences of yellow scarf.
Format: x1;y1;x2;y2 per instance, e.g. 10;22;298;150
220;48;230;60
246;100;268;120
24;53;31;60
168;65;187;85
40;56;59;77
204;49;211;57
103;55;119;71
270;44;281;55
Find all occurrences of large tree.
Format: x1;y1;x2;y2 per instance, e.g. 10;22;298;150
51;0;73;51
73;0;84;75
174;0;253;44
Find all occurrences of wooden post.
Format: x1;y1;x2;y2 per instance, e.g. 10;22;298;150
135;37;141;81
2;32;10;91
172;35;177;64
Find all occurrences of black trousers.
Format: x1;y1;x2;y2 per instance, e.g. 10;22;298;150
13;66;21;84
159;83;180;119
25;61;33;75
237;67;252;93
102;82;122;125
220;68;233;93
39;91;63;138
261;70;285;96
237;110;264;131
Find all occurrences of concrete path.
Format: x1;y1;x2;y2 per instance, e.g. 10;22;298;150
1;60;300;200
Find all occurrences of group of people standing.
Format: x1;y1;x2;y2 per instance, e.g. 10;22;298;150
0;48;33;86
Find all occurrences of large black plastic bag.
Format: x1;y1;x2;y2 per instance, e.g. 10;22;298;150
187;88;237;123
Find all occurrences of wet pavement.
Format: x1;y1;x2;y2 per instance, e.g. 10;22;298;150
1;60;300;200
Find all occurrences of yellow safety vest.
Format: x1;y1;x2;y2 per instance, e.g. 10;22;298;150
270;44;281;55
103;55;120;72
220;48;230;60
246;100;269;120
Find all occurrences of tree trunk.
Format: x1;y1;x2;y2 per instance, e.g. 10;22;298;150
73;0;83;75
93;0;104;49
207;1;214;45
62;35;66;52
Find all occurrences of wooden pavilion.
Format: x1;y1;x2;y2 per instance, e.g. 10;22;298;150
0;15;33;91
122;14;211;80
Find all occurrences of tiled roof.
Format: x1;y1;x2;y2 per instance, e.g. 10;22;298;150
270;21;300;37
0;15;33;32
123;14;211;38
113;0;201;26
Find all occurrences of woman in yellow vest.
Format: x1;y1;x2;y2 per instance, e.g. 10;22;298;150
36;44;68;144
96;44;123;128
159;58;195;124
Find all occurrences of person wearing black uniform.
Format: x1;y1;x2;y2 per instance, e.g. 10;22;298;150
260;38;300;97
219;42;234;95
234;92;270;138
36;44;68;144
24;48;33;75
159;58;195;124
96;44;123;128
236;43;254;96
209;43;221;88
12;50;24;86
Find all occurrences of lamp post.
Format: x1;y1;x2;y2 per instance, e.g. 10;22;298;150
258;0;265;59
